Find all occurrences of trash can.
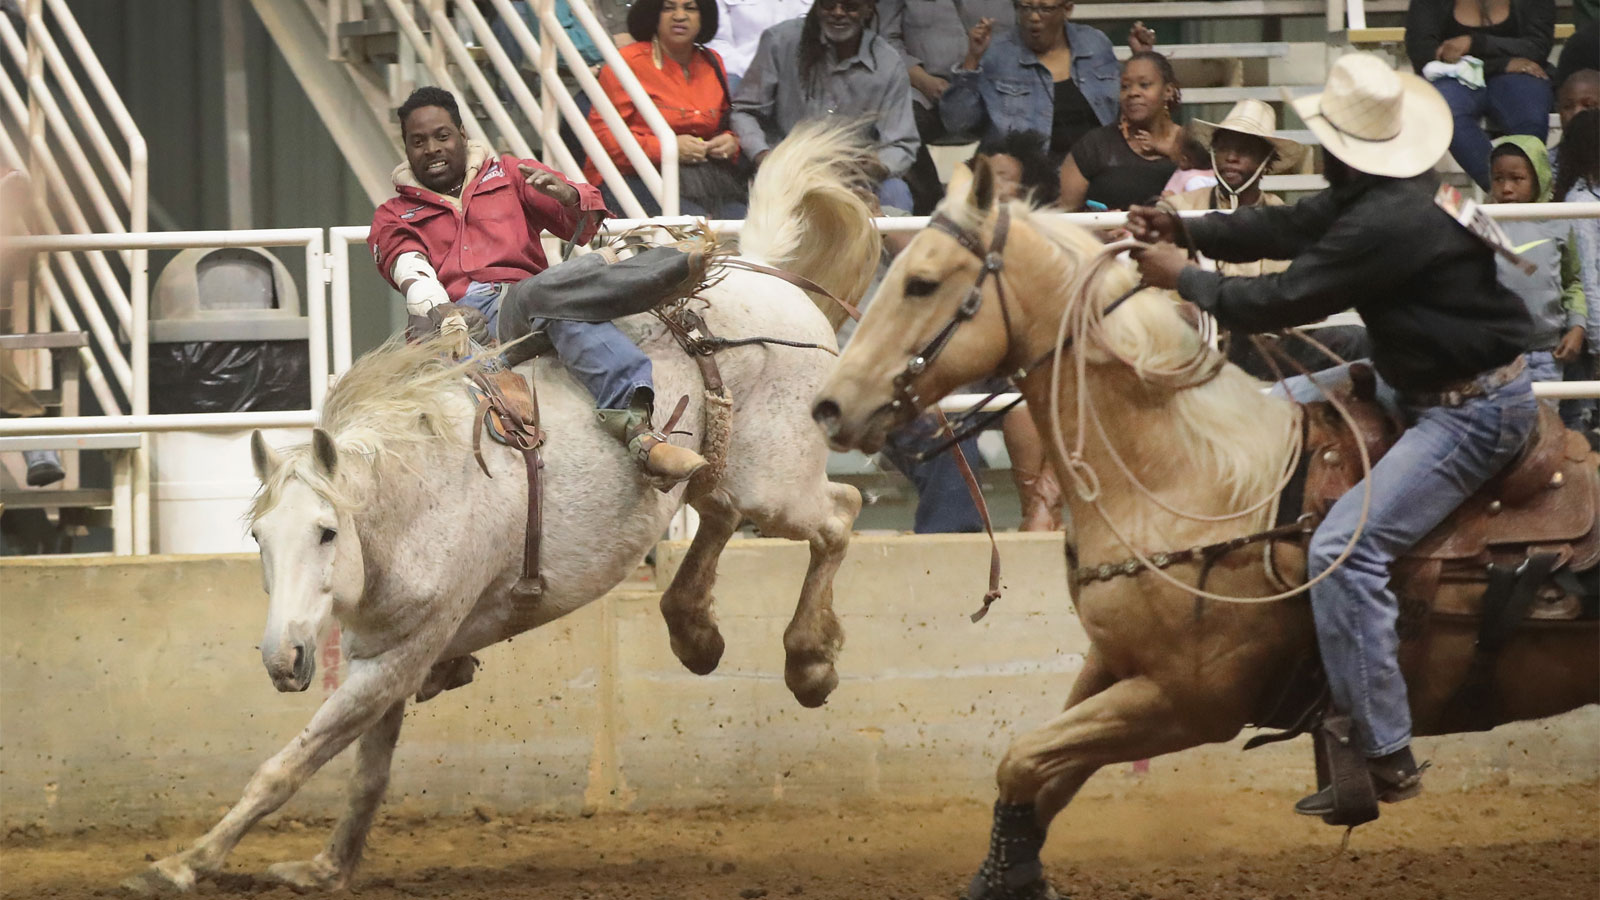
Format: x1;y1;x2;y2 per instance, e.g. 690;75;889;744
147;247;312;554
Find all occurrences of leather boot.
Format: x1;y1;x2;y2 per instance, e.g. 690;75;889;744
597;396;708;492
1014;465;1062;532
1294;745;1425;817
1004;410;1062;532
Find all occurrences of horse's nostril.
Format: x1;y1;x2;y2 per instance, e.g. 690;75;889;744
292;644;311;681
812;399;841;429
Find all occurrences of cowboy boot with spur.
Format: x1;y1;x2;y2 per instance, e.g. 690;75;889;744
597;393;708;491
1294;745;1427;817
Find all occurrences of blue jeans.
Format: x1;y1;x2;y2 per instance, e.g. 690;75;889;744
880;414;985;534
1277;361;1539;756
463;281;653;411
1431;74;1553;189
1525;349;1588;430
877;177;914;215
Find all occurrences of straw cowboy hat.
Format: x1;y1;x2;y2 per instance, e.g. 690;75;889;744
1189;99;1307;175
1286;52;1452;179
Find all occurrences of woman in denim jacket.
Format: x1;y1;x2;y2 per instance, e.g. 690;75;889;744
938;0;1125;162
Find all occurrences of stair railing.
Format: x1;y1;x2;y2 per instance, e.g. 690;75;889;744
350;0;676;217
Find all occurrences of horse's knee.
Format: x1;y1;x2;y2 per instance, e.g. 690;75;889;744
995;744;1047;799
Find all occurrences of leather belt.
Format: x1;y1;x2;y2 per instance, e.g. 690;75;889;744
1401;356;1526;409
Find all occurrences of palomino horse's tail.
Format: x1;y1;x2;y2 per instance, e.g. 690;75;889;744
738;121;883;330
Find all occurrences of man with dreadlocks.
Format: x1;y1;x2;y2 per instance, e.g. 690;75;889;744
728;0;920;211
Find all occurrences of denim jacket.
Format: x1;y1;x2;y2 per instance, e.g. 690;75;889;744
938;23;1119;145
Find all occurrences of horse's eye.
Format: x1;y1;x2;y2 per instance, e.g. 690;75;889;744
904;276;938;297
319;528;337;545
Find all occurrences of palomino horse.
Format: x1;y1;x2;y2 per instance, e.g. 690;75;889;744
812;160;1598;899
124;125;878;894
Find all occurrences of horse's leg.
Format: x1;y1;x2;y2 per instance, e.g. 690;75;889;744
659;494;742;675
967;676;1207;900
743;480;861;707
124;640;440;894
263;698;406;890
1033;648;1116;817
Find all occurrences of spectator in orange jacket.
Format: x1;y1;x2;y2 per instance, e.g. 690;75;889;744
585;0;748;217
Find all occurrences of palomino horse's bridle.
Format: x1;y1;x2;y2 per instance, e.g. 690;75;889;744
889;208;1017;416
896;208;1145;463
882;207;1144;621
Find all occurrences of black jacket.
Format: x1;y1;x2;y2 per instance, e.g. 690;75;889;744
1175;173;1532;393
1403;0;1554;78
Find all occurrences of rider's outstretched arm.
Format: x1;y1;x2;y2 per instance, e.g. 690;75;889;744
1182;189;1338;264
1177;200;1414;333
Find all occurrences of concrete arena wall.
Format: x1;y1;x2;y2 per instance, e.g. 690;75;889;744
2;535;1596;832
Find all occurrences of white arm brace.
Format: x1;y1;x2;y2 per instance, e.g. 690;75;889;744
391;251;450;314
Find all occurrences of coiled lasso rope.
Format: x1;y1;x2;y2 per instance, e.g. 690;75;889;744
1043;236;1375;604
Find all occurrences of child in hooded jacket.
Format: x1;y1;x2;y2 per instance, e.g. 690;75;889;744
1489;134;1588;428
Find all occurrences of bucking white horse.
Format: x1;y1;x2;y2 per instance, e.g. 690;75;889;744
124;124;879;894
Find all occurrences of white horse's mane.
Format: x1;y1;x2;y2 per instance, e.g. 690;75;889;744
248;338;474;523
945;196;1290;508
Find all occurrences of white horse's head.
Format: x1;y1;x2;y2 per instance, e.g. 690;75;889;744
248;428;365;693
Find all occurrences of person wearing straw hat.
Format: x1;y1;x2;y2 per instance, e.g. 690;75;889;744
1163;100;1373;377
1166;98;1305;216
1127;53;1537;817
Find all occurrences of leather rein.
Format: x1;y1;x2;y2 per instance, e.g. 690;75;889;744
884;209;1138;621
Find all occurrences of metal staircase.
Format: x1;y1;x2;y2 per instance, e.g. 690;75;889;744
254;0;680;216
0;0;147;554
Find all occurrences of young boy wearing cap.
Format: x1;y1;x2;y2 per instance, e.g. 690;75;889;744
1127;53;1537;816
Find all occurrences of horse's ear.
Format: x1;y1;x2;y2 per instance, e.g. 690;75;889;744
945;161;975;204
311;428;339;477
250;430;282;483
969;155;996;212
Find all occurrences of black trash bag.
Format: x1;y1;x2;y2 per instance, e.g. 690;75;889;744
149;341;312;414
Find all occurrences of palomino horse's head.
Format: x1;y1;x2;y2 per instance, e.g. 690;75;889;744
248;428;365;693
814;157;1076;452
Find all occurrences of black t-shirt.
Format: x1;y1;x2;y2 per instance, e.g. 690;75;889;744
1050;79;1101;159
1069;124;1177;210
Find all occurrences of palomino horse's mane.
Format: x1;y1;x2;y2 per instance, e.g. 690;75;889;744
248;338;475;523
945;196;1295;511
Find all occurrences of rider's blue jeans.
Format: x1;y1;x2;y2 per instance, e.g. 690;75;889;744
1274;361;1538;756
463;281;653;411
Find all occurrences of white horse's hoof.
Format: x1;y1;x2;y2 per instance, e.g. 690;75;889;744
785;653;839;708
266;856;344;890
121;857;197;895
667;617;726;676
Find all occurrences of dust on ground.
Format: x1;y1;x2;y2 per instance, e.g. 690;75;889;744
3;784;1595;899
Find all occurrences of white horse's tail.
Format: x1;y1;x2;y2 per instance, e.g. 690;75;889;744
738;121;884;330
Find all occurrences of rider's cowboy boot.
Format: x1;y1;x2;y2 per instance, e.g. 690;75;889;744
597;394;707;492
1294;745;1425;817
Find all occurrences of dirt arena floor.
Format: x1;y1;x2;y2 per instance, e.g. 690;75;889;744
5;782;1596;899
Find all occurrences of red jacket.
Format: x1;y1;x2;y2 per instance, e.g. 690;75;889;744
369;151;608;299
583;42;737;182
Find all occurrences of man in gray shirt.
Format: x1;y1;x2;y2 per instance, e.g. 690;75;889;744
730;0;921;211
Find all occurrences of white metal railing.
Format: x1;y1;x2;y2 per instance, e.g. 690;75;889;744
329;0;676;218
2;228;335;555
4;199;1599;555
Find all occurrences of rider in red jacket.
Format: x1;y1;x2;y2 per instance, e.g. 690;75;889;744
368;87;707;489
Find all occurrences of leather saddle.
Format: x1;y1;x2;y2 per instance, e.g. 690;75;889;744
1254;368;1597;827
1299;368;1600;622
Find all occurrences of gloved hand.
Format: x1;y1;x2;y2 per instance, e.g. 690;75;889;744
426;302;492;345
